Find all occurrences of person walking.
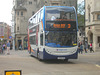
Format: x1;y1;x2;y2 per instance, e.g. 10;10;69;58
90;43;94;53
10;42;13;50
84;42;88;53
3;44;6;50
78;42;83;54
80;43;83;54
78;42;81;53
6;41;10;55
0;43;2;53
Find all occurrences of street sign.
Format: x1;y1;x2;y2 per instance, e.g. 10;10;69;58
5;70;21;75
9;36;12;39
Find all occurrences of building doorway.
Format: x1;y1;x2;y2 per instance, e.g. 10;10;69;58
87;31;93;43
18;40;22;50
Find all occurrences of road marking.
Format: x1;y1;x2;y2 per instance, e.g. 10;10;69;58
96;64;100;68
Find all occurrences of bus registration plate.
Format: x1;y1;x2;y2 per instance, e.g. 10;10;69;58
57;57;65;59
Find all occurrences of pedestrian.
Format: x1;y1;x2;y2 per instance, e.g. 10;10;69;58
0;43;2;53
79;43;83;54
10;42;12;50
3;44;6;50
6;41;10;55
1;45;4;54
84;42;88;53
78;42;83;54
78;42;81;53
90;43;94;53
19;44;22;50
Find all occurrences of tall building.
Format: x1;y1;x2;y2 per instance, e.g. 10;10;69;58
0;22;11;43
12;0;77;50
85;0;100;51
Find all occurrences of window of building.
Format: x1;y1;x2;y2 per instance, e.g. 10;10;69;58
21;12;23;16
29;1;32;4
88;5;91;22
97;14;100;20
51;3;59;6
17;27;19;31
63;2;65;4
88;8;91;22
98;36;100;43
88;27;90;29
79;33;81;36
45;1;47;3
34;0;37;1
17;12;19;16
93;14;95;21
32;11;34;15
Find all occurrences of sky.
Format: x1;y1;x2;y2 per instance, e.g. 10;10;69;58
0;0;13;26
0;0;84;26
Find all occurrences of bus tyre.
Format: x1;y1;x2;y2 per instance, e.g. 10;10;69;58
64;59;68;62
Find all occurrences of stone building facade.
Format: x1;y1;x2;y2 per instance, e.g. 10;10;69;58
12;0;77;49
85;0;100;51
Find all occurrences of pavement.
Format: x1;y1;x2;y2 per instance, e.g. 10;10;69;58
0;49;30;58
0;49;100;75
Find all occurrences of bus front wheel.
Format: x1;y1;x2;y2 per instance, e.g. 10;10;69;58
64;59;68;62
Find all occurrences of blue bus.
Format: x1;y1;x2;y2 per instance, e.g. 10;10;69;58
28;6;78;61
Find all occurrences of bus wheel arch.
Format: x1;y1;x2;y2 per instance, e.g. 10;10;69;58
37;48;42;61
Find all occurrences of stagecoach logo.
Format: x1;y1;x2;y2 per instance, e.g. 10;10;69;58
56;49;67;51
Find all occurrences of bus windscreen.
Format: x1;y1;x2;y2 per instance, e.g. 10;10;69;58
45;7;76;31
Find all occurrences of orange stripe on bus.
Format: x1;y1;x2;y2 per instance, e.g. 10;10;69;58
41;21;43;29
31;49;35;53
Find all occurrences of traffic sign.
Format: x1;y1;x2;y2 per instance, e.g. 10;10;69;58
5;70;21;75
9;36;12;39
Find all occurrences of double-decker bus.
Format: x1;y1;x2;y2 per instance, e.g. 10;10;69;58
28;6;78;61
